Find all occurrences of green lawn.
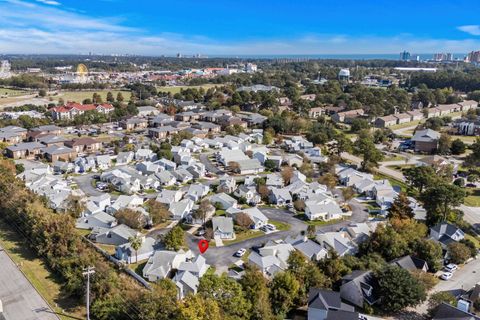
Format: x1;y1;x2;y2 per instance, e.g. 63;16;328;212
464;188;480;207
53;90;130;103
222;230;264;246
390;119;424;130
0;88;31;97
386;164;415;170
465;234;480;249
129;261;147;278
0;219;85;320
269;220;291;231
156;84;219;94
215;209;226;216
293;214;344;226
383;155;405;162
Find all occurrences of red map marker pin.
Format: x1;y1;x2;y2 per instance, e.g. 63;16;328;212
198;239;209;254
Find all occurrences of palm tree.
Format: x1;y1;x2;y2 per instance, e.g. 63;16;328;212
128;235;142;263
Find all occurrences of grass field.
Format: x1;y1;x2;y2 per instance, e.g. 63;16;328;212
156;84;219;94
0;88;31;97
383;154;405;162
53;90;130;103
221;230;264;245
269;220;291;231
0;219;85;320
390;119;424;130
293;214;344;226
464;188;480;207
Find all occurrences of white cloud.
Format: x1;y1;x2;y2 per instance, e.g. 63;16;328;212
458;25;480;36
35;0;60;5
0;0;479;56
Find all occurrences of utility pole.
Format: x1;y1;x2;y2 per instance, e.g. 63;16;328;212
82;266;95;320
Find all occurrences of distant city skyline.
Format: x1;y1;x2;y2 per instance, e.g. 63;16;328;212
2;0;480;56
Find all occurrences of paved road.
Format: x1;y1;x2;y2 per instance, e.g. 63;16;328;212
189;200;369;270
459;205;480;229
199;153;223;175
413;257;480;315
341;152;407;181
0;246;59;320
72;173;104;197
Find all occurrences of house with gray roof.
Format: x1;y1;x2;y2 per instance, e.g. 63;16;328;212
76;211;117;230
115;236;161;264
169;198;194;220
340;270;380;308
156;189;184;206
269;187;292;205
316;232;357;257
209;193;238;210
90;224;139;246
430;222;465;249
308;288;357;320
153;170;176;186
142;250;193;282
212;216;235;239
116;151;134;166
412;129;441;153
286;235;328;261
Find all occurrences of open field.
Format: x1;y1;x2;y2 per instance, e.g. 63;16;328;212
464;188;480;207
157;84;220;94
0;219;85;320
0;87;32;97
52;90;130;103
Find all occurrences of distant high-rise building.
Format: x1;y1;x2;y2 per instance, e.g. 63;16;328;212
468;51;480;63
245;63;257;73
433;53;453;61
0;60;11;79
400;51;411;61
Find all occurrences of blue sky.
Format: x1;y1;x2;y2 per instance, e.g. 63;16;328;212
1;0;480;55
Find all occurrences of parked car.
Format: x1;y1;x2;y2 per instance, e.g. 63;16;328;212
265;224;276;231
234;248;247;257
444;263;458;272
196;229;206;237
440;272;453;280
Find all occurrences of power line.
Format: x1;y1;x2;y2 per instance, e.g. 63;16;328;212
82;266;95;320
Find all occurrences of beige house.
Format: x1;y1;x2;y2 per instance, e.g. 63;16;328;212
65;137;102;154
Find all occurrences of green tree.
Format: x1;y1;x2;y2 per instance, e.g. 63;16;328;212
465;138;480;167
341;187;355;203
415;239;443;272
137;279;179;320
240;264;275;320
106;91;115;102
264;159;277;171
447;242;471;264
355;130;383;171
387;192;414;220
287;250;330;305
437;133;452;155
317;250;350;286
361;225;409;261
128;235;142;263
404;166;437;194
375;265;426;313
116;92;124;102
163;225;185;251
427;292;456;316
198;273;251;320
178;294;222;320
421;183;466;226
269;271;300;317
451;139;466;155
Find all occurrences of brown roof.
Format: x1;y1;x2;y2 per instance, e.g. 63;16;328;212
67;137;99;147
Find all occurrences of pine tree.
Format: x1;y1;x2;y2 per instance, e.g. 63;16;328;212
387;192;414;220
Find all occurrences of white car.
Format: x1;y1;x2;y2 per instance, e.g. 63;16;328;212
440;272;453;280
265;224;276;231
445;264;458;272
234;248;247;257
